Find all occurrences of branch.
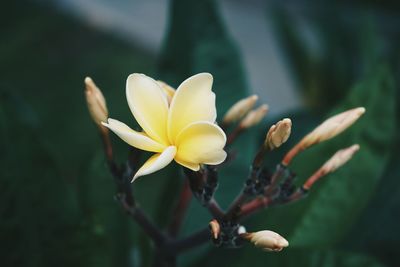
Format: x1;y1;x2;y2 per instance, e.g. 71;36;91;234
101;131;168;247
118;195;168;246
237;196;272;219
166;227;210;255
183;167;225;219
207;198;224;219
168;180;192;237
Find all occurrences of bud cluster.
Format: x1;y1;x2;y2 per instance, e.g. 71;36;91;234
86;78;365;263
210;220;246;248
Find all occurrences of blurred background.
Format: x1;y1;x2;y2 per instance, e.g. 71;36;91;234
1;0;399;266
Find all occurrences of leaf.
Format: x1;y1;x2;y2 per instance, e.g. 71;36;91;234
0;1;156;266
269;3;382;111
344;143;400;267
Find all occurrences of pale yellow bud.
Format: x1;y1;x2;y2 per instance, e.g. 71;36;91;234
303;144;360;190
321;144;360;174
84;77;108;126
209;219;221;239
265;118;292;150
156;80;175;103
282;107;365;166
241;230;289;252
240;104;269;129
223;95;258;124
300;107;365;148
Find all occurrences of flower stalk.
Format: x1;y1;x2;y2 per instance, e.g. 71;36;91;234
85;73;364;266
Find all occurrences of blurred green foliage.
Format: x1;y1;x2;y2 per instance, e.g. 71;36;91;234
1;0;399;267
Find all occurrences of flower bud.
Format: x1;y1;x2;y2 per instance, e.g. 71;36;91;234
240;104;269;129
84;77;108;126
303;144;360;190
321;144;360;173
223;95;258;125
265;118;292;150
241;230;289;252
300;107;365;148
209;219;221;239
157;80;175;103
282;107;365;165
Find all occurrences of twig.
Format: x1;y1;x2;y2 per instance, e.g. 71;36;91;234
168;180;192;237
118;195;168;246
166;227;210;255
101;130;168;247
183;167;225;219
264;164;286;197
224;193;248;220
207;198;224;219
238;196;272;219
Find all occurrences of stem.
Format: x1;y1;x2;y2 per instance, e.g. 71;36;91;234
238;196;272;219
168;180;192;237
207;198;225;219
224;193;248;220
224;158;265;220
100;129;168;247
282;143;303;166
118;195;168;246
166;227;210;254
303;169;327;190
264;164;286;197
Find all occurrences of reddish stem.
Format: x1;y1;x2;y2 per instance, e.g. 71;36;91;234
207;198;225;219
303;169;328;190
238;196;272;219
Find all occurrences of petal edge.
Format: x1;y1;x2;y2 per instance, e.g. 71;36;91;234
132;146;177;181
102;119;166;152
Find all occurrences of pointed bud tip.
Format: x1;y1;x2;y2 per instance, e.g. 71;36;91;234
356;107;366;115
84;77;108;126
320;143;361;175
250;94;259;101
278;237;289;247
223;94;261;124
84;76;92;84
259;104;269;112
351;144;360;151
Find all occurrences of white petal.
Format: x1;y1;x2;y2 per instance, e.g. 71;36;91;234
132;146;177;181
175;121;227;165
102;119;166;152
167;73;216;143
126;73;169;144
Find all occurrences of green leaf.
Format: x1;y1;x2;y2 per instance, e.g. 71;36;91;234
269;3;382;111
344;137;400;267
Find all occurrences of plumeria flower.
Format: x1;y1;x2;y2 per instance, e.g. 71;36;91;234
102;73;227;181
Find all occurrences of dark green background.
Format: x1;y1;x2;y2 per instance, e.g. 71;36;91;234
1;0;399;266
